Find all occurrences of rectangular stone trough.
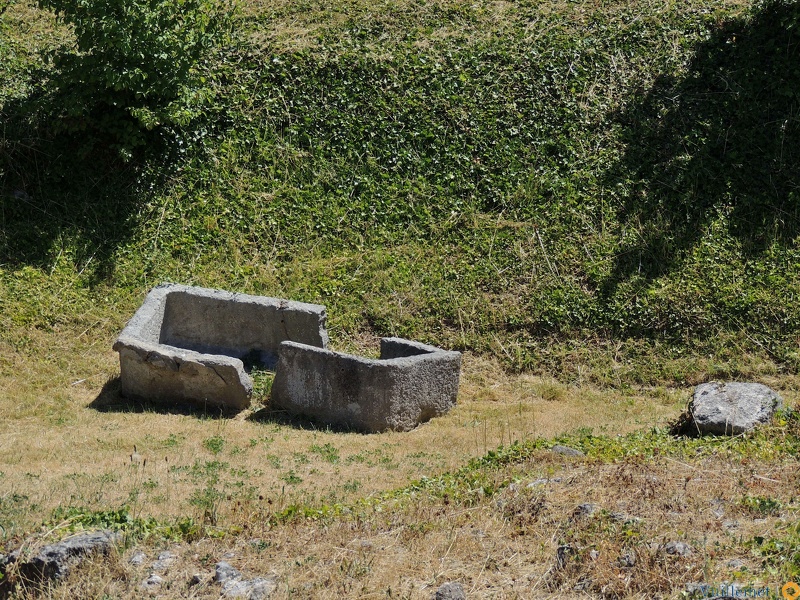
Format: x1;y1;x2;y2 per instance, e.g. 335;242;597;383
270;337;461;432
113;283;328;410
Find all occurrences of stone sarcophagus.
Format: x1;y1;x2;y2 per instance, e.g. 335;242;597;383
270;337;461;432
113;284;461;429
113;283;328;410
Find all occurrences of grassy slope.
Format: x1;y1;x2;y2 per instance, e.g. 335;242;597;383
2;0;799;385
1;0;800;597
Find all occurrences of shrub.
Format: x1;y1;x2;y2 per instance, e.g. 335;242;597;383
37;0;234;154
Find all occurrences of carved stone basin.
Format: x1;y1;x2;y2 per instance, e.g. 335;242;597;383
113;283;328;410
270;337;461;432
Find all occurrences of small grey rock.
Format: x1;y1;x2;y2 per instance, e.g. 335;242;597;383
215;561;242;583
247;576;278;599
573;577;592;592
685;582;706;595
556;545;574;569
140;574;164;590
609;511;642;525
664;541;692;557
4;530;122;581
617;552;636;568
433;581;466;600
551;445;585;457
189;573;204;586
222;575;277;599
470;528;486;539
222;579;252;598
589;550;600;561
727;559;746;569
723;520;739;530
689;382;782;435
528;477;562;487
575;503;598;517
151;550;176;572
609;511;627;522
129;550;147;566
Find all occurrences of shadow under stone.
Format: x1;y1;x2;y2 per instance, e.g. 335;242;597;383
87;377;239;420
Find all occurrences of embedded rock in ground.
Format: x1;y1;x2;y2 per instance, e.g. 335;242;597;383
0;530;121;584
617;551;636;567
664;541;692;557
140;574;164;591
551;445;584;457
574;503;598;518
215;561;277;599
688;382;782;435
555;544;575;569
433;581;466;600
151;550;176;572
222;576;277;600
214;561;241;583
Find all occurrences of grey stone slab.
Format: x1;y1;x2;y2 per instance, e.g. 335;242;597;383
116;342;254;410
1;530;121;583
271;337;461;432
551;444;584;457
433;581;466;600
690;382;782;435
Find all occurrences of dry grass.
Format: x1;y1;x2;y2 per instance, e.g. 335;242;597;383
7;443;799;599
0;310;685;541
4;311;797;598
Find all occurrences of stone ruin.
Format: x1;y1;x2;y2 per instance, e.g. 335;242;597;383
113;283;461;431
113;283;329;411
271;337;461;433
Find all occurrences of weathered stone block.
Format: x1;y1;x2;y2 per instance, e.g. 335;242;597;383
270;337;461;432
688;381;782;435
113;283;328;410
0;530;122;585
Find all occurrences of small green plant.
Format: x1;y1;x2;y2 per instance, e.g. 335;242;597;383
281;470;303;485
345;446;398;469
189;485;225;525
48;506;161;538
749;523;800;579
741;495;783;517
310;443;340;464
535;380;567;403
250;369;275;399
188;460;228;524
203;435;225;455
161;434;184;448
293;452;310;465
342;479;361;493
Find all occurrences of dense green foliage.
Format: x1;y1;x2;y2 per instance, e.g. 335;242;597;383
34;0;233;153
1;0;799;384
